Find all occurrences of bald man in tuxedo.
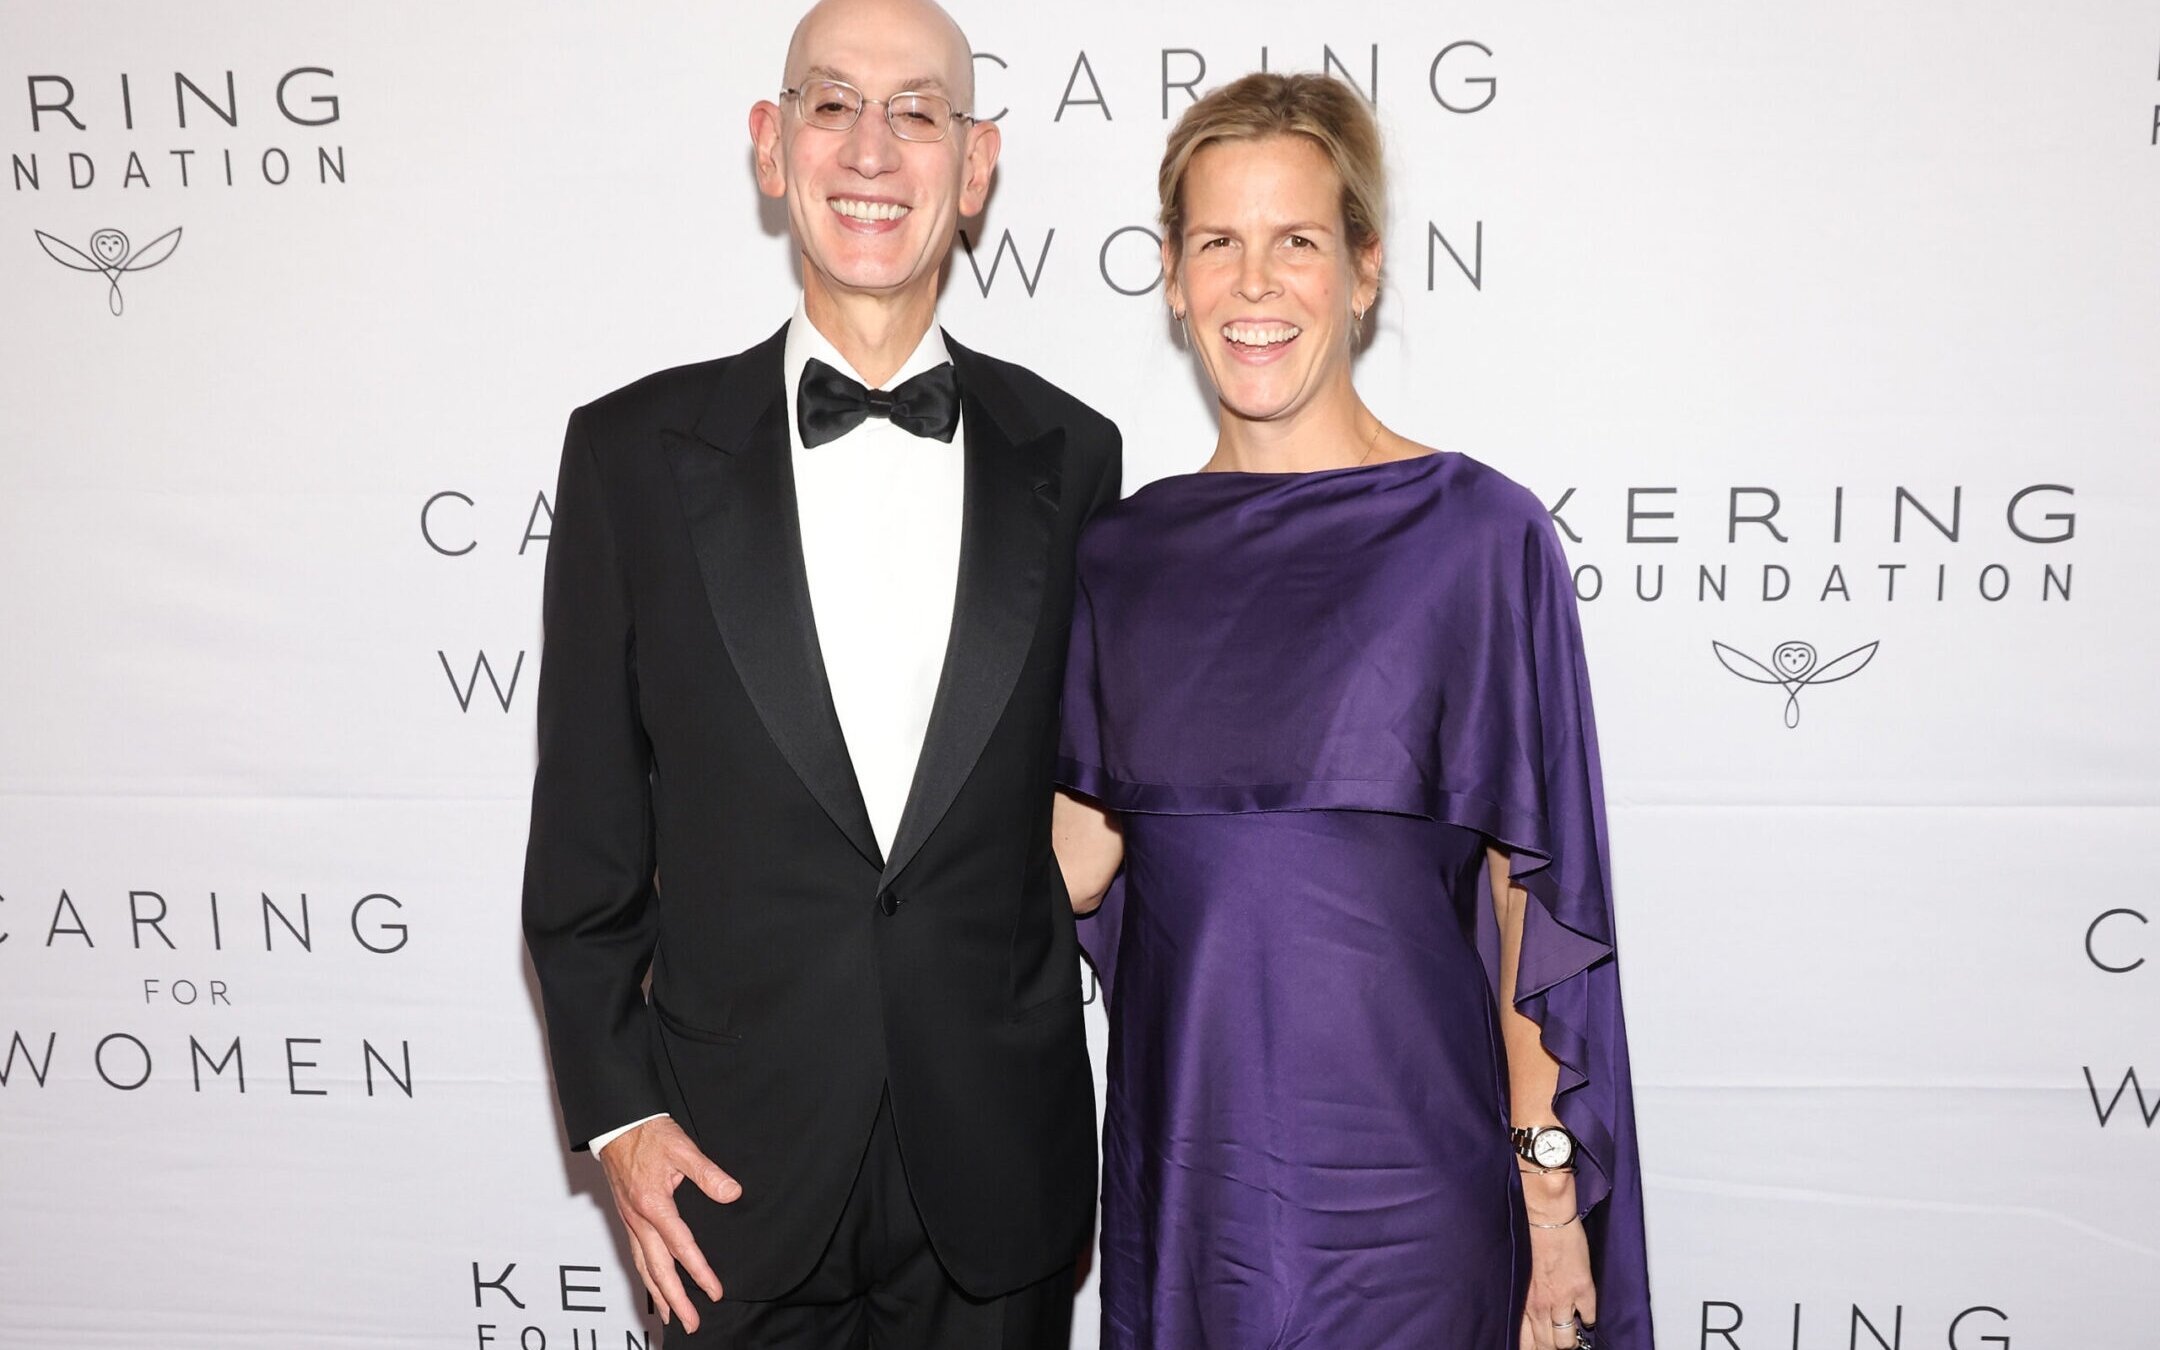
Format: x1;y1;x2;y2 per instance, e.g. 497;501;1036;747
521;1;1117;1345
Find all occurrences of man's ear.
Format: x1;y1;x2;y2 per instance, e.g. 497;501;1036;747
957;118;1002;218
749;101;786;200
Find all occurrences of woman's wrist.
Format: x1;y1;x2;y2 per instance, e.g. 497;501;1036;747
1518;1170;1575;1192
1519;1161;1579;1227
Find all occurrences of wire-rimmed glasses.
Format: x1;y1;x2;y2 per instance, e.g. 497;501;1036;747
781;78;974;143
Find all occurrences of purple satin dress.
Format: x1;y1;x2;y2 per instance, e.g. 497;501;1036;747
1058;452;1651;1349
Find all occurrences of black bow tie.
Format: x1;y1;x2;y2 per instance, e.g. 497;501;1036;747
796;358;960;449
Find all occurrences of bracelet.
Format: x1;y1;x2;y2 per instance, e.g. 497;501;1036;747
1528;1213;1581;1230
1518;1162;1576;1176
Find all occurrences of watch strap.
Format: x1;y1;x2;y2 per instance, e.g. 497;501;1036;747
1510;1123;1577;1168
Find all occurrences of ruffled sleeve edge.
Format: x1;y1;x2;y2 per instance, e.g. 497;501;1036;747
1050;757;1626;1215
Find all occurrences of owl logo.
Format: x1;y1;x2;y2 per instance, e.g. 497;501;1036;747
1712;639;1880;728
35;227;184;316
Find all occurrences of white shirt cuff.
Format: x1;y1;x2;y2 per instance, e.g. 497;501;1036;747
587;1113;669;1156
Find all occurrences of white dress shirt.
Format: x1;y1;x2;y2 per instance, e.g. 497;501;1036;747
588;302;964;1155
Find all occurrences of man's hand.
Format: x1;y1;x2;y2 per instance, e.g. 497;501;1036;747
598;1116;741;1333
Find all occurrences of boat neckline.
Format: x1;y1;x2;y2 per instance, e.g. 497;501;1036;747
1153;450;1451;484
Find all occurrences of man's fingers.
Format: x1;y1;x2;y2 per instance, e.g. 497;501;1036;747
623;1211;695;1329
624;1235;667;1325
623;1233;654;1300
618;1214;677;1328
670;1139;743;1205
638;1224;702;1333
654;1208;725;1303
628;1247;666;1327
694;1159;743;1205
599;1122;733;1322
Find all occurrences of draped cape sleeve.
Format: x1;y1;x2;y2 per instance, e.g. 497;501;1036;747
1052;456;1649;1326
1057;564;1134;1001
1471;510;1651;1310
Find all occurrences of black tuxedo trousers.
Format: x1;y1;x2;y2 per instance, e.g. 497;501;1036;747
522;325;1120;1300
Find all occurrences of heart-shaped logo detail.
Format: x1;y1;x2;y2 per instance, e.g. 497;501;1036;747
1773;641;1817;679
91;229;130;266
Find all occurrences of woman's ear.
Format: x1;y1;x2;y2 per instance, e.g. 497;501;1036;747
1160;235;1186;318
1354;234;1384;315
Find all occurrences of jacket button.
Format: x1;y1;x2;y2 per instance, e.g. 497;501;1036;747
877;890;900;916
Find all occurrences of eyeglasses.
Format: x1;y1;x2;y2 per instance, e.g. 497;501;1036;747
780;78;974;143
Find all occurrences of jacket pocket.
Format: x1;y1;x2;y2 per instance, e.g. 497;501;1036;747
652;997;743;1046
1008;984;1083;1026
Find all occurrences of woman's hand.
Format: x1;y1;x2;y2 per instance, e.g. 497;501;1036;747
1051;789;1123;913
1520;1207;1597;1350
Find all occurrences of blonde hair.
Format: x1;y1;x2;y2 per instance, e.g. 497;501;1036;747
1158;72;1386;278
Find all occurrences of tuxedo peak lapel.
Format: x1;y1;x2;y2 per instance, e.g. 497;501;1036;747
664;331;881;869
881;347;1065;890
689;324;790;454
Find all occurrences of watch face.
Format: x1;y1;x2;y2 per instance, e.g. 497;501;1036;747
1532;1128;1574;1168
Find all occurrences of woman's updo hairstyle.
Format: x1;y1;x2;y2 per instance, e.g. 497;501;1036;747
1157;71;1387;281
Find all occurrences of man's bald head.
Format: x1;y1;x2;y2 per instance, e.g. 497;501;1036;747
784;0;975;111
751;0;999;341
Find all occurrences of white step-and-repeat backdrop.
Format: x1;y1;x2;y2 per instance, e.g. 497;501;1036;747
4;3;2156;1346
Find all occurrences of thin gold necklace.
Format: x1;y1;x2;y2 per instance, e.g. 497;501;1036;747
1206;416;1387;474
1353;415;1385;466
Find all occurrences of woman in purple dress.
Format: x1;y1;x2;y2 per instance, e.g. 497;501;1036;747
1052;74;1651;1350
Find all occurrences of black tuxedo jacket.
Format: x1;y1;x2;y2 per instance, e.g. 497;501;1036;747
522;324;1120;1300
